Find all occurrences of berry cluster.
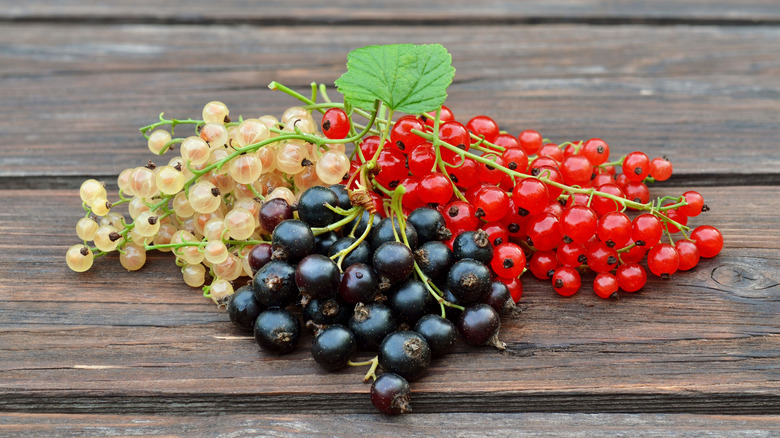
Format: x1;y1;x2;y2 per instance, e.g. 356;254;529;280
66;81;723;414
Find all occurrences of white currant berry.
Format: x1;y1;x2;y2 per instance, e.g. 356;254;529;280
204;240;229;264
66;244;94;272
156;165;185;195
147;129;171;155
91;198;112;216
76;217;99;241
209;279;234;306
79;179;106;206
202;101;229;124
181;136;210;166
94;225;122;252
120;243;147;271
189;181;222;214
135;211;161;237
182;263;206;287
213;253;242;281
200;122;229;147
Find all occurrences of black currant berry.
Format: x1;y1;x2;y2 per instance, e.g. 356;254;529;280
346;210;381;239
311;324;356;371
297;186;340;227
414;240;454;282
414;314;457;358
314;231;339;256
328;184;353;210
452;230;493;264
253;260;299;308
328;236;371;269
446;258;492;304
303;296;352;326
295;254;340;299
373;241;414;284
339;262;379;304
259;198;294;232
370;217;418;250
227;285;264;332
371;373;412;415
378;331;431;381
254;308;301;354
271;219;315;264
386;279;434;325
407;207;451;243
247;243;272;273
483;281;514;314
458;304;504;349
441;287;465;322
349;303;397;351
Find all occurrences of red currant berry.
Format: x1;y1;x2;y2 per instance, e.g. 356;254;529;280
649;157;673;181
560;205;598;244
399;176;425;210
593;272;619;299
390;115;426;154
374;149;409;189
623;181;650;206
512;178;549;218
675;240;700;271
478;155;506;185
491;243;526;279
526;213;562;251
552;266;581;297
586;242;619;273
499;276;523;302
560;154;594;186
562;192;589;209
360;135;390;161
581;138;610;166
501;199;530;237
534;165;564;201
591;172;615;188
538;143;564;162
443;201;479;234
541;199;564;219
419;105;454;128
481;221;509;247
616;263;647;292
447;157;480;189
557;241;587;267
518;129;543;155
473;186;510;222
647;243;680;277
618;239;647;264
590;183;624;216
408;143;436;177
418;172;453;206
679;191;705;217
529;250;558;280
321;108;350;140
690;225;723;258
622;151;650;182
438;121;470;163
493;133;520;150
466;115;500;143
529;157;560;174
501;147;529;175
632;214;664;249
596;211;632;248
661;205;688;233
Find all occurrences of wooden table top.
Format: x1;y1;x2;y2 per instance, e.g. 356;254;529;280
1;1;778;436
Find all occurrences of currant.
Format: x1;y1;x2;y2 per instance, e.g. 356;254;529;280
321;108;350;139
473;185;510;222
616;263;647;292
518;129;543;155
675;240;701;271
593;272;619;299
581;138;610;166
390;115;426;153
418;172;454;206
253;308;301;355
560;205;598;244
597;211;632;248
295;254;341;299
690;225;724;258
414;314;457;357
490;243;526;279
529;250;558;280
371;373;412;415
526;213;563;251
311;324;356;371
552;266;581;297
622;151;650;182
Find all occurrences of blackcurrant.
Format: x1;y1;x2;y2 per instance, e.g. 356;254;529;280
371;373;412;415
446;258;492;304
297;186;340;227
386;279;435;325
295;254;340;299
247;243;272;273
458;304;504;348
328;236;371;269
303;296;353;326
253;260;299;308
314;231;339;256
441;287;465;322
452;230;493;264
271;219;315;264
227;285;264;332
254;308;301;354
414;314;457;358
311;324;356;371
339;262;379;304
379;331;431;381
349;303;397;351
328;184;353;210
483;281;513;314
373;241;415;284
370;217;418;250
414;240;454;283
407;207;451;243
259;198;294;233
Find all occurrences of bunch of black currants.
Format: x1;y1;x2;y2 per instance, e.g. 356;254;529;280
226;185;516;414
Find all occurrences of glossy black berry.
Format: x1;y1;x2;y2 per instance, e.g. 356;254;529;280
452;230;493;264
227;285;264;332
346;210;381;239
458;304;503;348
314;231;339;256
371;373;411;415
311;324;356;371
254;308;301;354
328;236;371;269
253;260;299;308
379;331;431;381
373;241;414;284
370;217;418;250
414;240;454;282
414;314;457;358
328;184;353;210
259;198;294;232
271;219;315;264
295;254;340;299
348;303;397;351
339;262;379;304
247;243;272;273
407;207;451;243
483;281;512;314
441;287;465;322
446;258;492;304
386;279;434;325
303;296;352;326
297;186;340;227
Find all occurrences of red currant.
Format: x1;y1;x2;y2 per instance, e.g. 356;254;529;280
616;263;647;292
622;151;650;182
560;205;598;244
529;250;558;280
512;178;549;217
373;149;408;189
438;121;470;163
526;213;562;251
679;191;705;217
390;115;426;154
493;133;520;150
560;154;594;186
632;214;664;248
675;240;700;271
418;172;453;206
491;243;526;279
447;157;480;189
408;143;436;177
623;181;650;206
478;155;506;185
586;242;619;273
518;129;543;155
443;201;479;234
557;241;587;267
690;225;723;258
596;211;632;248
647;243;680;277
473;185;510;222
552;266;581;297
420;105;454;128
466;115;500;143
499;276;523;302
538;143;564;162
590;183;624;216
649;157;673;181
534;166;564;201
593;272;619;299
481;221;509;247
581;138;610;166
321;108;350;140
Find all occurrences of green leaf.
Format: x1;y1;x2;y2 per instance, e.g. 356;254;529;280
334;44;455;115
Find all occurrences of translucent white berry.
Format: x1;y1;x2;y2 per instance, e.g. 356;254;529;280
66;244;93;272
147;129;172;155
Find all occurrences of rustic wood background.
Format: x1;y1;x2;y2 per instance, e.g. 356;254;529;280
0;1;778;436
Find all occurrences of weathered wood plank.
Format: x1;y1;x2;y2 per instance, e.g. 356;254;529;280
1;412;779;437
1;24;779;183
0;187;777;414
2;0;780;24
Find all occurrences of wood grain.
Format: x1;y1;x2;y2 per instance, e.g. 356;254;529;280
2;0;780;24
2;412;779;437
1;187;777;414
1;24;779;184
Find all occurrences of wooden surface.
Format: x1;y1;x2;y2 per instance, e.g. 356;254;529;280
1;1;779;436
